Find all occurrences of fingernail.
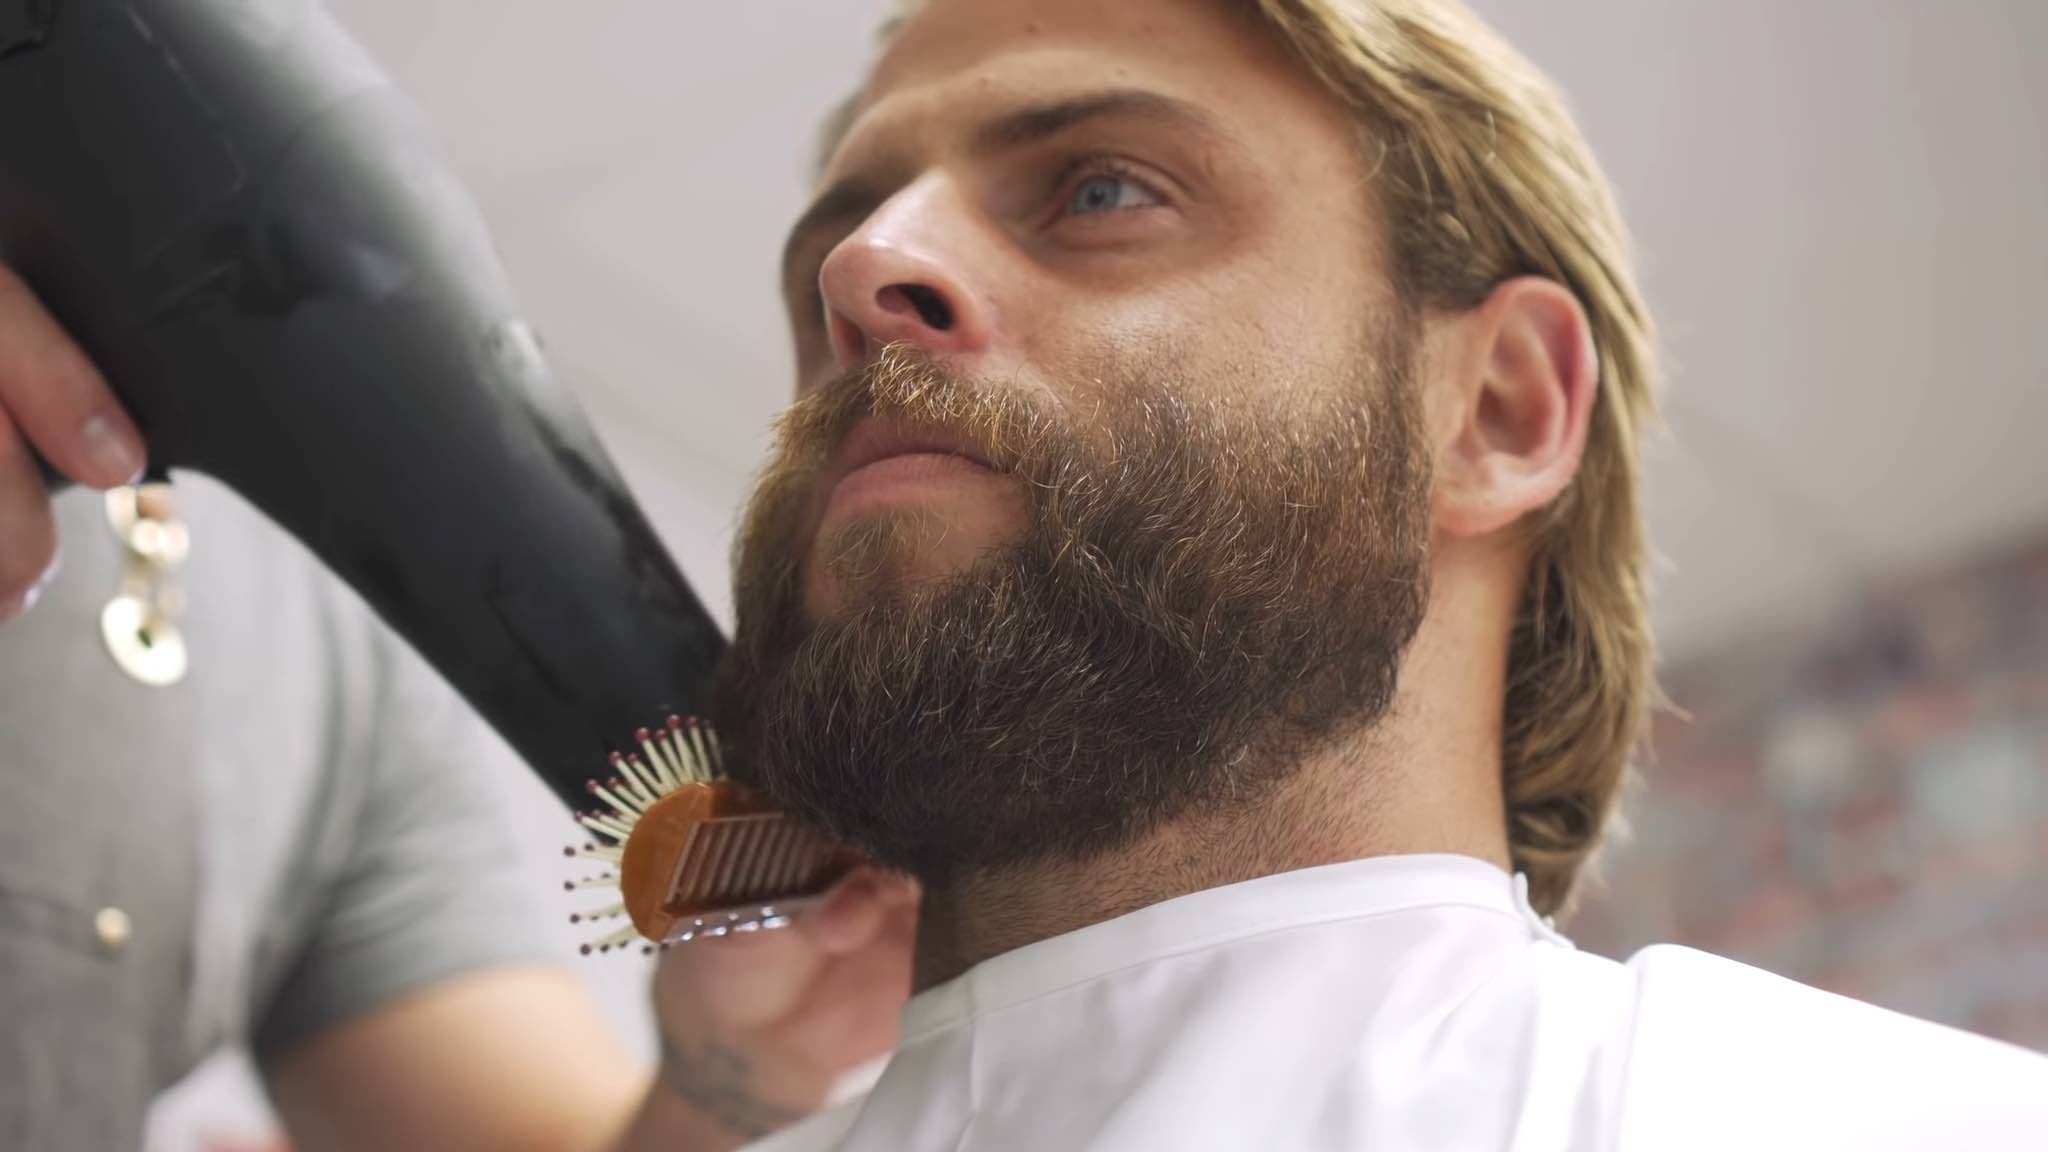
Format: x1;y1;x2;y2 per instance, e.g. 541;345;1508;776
2;555;59;622
32;549;60;594
81;415;145;486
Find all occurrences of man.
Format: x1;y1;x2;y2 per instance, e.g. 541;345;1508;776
693;0;2048;1148
0;287;908;1145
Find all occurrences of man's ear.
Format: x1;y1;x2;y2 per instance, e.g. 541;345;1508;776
1430;276;1597;540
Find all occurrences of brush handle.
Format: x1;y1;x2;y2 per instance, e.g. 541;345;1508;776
0;0;727;808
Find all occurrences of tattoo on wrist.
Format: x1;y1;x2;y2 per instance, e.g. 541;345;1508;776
659;1036;806;1141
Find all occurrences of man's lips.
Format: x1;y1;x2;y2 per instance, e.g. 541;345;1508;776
814;420;999;526
831;419;995;476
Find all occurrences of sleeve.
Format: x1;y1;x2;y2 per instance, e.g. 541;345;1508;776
250;607;563;1064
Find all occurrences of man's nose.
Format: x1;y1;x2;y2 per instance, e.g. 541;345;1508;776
817;181;994;373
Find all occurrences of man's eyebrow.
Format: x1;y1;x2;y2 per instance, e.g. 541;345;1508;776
967;87;1226;156
780;88;1226;292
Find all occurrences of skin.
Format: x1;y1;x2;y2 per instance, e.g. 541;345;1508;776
0;0;1596;1142
265;871;913;1151
778;0;1598;989
0;264;146;617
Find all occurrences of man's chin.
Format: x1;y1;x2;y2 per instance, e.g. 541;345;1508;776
802;513;1018;618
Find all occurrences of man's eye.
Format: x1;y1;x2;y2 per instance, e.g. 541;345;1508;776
1064;168;1163;217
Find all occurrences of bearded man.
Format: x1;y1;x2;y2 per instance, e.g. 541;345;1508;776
703;0;2048;1148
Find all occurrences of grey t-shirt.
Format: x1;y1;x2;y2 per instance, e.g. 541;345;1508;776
0;477;556;1151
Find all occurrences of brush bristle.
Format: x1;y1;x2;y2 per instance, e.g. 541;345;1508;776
568;715;731;953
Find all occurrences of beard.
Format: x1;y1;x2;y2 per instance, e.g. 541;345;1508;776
711;325;1433;888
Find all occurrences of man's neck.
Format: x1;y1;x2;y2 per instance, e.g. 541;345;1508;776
909;746;1512;990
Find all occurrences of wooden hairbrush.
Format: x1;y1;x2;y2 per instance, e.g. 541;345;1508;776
563;716;859;954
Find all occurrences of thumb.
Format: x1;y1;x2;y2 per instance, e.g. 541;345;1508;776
809;870;907;954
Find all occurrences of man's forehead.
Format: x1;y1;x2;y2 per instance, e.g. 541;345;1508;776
868;0;1220;89
828;0;1278;175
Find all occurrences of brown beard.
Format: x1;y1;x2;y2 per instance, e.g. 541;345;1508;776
711;328;1432;888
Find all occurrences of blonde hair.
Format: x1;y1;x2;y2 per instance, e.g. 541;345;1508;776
846;0;1660;917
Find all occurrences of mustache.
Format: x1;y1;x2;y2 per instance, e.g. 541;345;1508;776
774;344;1063;482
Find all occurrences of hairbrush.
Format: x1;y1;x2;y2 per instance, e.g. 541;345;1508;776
563;717;859;954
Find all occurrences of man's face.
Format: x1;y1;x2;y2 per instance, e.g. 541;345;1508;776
712;0;1434;884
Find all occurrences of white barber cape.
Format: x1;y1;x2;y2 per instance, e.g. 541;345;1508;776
754;855;2048;1151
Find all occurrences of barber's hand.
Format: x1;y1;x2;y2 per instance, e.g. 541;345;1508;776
649;868;916;1144
0;263;148;620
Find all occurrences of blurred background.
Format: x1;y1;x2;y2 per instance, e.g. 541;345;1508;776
145;1;2048;1147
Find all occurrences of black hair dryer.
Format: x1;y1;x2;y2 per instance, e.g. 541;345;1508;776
0;0;728;809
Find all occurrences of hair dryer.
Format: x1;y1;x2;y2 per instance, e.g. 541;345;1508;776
0;0;729;812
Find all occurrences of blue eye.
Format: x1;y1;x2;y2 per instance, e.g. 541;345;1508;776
1066;171;1158;216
